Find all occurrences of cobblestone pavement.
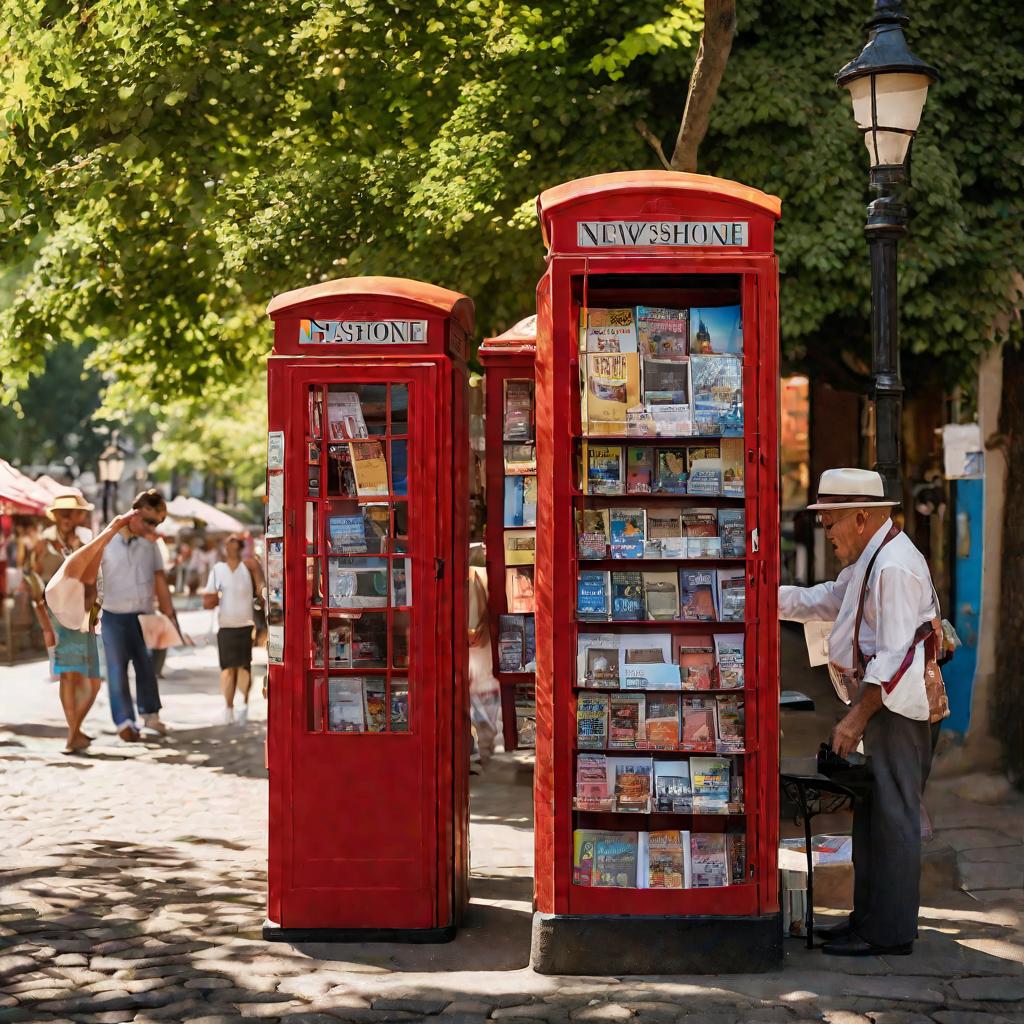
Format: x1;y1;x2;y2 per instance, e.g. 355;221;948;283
1;618;1023;1024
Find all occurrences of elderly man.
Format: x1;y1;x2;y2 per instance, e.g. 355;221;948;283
780;468;942;957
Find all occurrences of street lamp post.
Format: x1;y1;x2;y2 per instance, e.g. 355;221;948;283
97;432;127;522
837;0;937;501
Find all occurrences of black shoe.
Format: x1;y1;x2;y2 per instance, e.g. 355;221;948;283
822;933;913;957
814;918;852;940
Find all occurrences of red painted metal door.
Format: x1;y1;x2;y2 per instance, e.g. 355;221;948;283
275;360;445;929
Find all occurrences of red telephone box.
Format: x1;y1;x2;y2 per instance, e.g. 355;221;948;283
478;317;538;752
263;276;472;941
531;172;782;973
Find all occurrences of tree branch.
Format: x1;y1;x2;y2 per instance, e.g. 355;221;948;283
670;0;737;173
635;118;673;171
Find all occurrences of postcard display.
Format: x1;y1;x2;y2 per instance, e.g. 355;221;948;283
263;277;473;941
532;172;782;974
478;315;538;751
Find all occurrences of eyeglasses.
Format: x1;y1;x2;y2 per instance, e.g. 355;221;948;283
141;516;163;527
816;510;861;533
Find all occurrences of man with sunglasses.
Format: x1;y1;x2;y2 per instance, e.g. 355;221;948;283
779;468;939;957
99;489;177;742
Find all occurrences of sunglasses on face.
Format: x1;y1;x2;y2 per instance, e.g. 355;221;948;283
140;515;164;528
816;510;861;533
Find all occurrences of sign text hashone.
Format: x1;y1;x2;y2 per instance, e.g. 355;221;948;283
577;221;748;248
298;319;428;345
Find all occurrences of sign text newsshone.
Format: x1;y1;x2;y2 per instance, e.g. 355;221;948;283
298;319;428;345
577;221;748;248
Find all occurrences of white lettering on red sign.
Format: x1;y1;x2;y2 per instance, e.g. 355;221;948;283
577;221;748;248
298;319;428;344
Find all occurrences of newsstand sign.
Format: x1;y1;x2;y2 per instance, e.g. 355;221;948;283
577;220;748;248
298;318;428;344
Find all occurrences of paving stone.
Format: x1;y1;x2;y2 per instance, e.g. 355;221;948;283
866;1012;934;1024
496;1006;567;1024
0;956;36;981
958;860;1024;892
75;1012;139;1024
134;998;209;1020
835;978;944;1004
234;1002;301;1018
940;830;1019;853
933;1013;1014;1024
436;1013;490;1024
569;1006;632;1023
53;953;89;967
952;978;1024;1002
185;977;238;990
372;998;452;1015
823;1014;871;1024
622;1002;678;1022
442;1003;495;1016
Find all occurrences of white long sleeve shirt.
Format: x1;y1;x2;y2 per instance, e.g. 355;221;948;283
780;520;937;721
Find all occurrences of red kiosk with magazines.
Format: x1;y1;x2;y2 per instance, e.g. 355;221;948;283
478;316;538;753
531;172;782;973
263;276;472;941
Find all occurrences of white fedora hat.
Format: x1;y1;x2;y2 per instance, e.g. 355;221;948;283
806;468;898;511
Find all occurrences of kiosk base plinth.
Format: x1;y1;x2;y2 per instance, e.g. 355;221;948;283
530;911;782;975
262;919;457;945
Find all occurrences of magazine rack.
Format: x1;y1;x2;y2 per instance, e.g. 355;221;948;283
532;172;782;973
479;317;538;752
263;276;472;941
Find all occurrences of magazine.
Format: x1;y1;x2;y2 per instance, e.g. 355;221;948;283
626;447;655;494
578;570;611;620
586;352;641;435
609;509;646;559
718;508;745;558
681;697;717;752
716;569;746;622
498;614;526;673
363;677;387;733
727;834;746;885
326;559;388;609
715;696;745;753
391;557;412;606
503;443;537;474
581;307;639;353
654;447;688;494
505;565;535;614
327;392;369;440
577;508;610;560
613;757;653;813
676;639;716;690
680;569;718;621
504;529;536;566
643;357;690;405
689;305;742;355
584;643;620;687
643;571;680;621
690;833;729;888
687;458;723;496
327;678;365;733
577;693;610;750
503;379;534;442
514;683;536;746
691;756;731;812
576;752;611;804
328;515;367;554
349;441;389;496
390;679;410;732
647;829;687;889
714;634;745;689
637;306;689;358
643;694;680;747
593;831;639;887
608;693;645;749
610;571;644;621
654;759;692;813
690;354;743;436
584;443;625;495
720;437;745;496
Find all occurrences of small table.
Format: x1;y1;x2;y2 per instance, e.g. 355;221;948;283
779;767;858;949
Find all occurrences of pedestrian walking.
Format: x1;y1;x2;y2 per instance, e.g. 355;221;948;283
27;490;102;753
202;533;265;726
779;467;948;957
98;489;179;742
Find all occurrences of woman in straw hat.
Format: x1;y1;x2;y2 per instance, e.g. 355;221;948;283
29;490;102;754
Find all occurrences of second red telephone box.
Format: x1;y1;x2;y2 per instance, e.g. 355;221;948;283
263;276;472;941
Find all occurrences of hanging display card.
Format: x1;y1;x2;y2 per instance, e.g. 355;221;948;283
267;472;284;537
268;431;285;471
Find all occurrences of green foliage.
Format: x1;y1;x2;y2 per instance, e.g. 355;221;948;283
1;0;1021;447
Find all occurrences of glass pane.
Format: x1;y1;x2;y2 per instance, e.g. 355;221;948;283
326;384;386;439
352;612;388;669
305;502;316;556
392;610;411;669
325;500;389;555
391;557;412;607
390;677;409;732
364;677;387;733
391;440;408;496
393;503;409;553
305;558;323;607
309;616;325;669
326;444;358;497
326;615;353;668
390;384;409;434
327;677;365;733
310;675;325;731
266;539;284;612
326;557;388;609
308;386;323;438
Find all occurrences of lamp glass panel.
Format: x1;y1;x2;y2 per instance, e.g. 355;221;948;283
847;72;930;132
864;128;912;166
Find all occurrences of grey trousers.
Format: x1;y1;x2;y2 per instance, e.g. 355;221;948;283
851;706;933;946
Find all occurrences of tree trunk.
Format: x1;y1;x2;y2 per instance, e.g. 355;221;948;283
670;0;737;172
994;341;1024;781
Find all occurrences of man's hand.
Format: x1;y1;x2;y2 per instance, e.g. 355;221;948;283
830;711;865;759
108;509;142;534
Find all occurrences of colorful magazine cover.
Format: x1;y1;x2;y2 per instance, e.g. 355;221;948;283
720;437;745;496
349;440;389;496
586;352;641;435
690;354;743;436
577;570;611;620
715;696;745;753
328;515;367;555
576;693;610;750
576;752;610;802
610;571;644;621
363;677;387;733
326;392;369;440
503;379;534;441
655;447;689;494
647;829;687;889
626;447;655;494
609;509;646;559
691;756;731;812
637;306;689;358
680;569;718;621
654;759;692;813
327;678;365;733
608;693;645;749
584;443;625;495
689;305;742;355
717;569;745;622
581;307;639;353
714;634;745;689
643;694;680;746
690;832;729;888
676;640;716;690
643;571;680;621
681;697;717;752
593;831;639;888
613;757;653;813
577;508;610;560
642;357;690;405
718;508;745;558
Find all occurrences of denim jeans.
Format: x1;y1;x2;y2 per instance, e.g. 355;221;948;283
100;611;161;728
